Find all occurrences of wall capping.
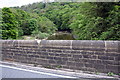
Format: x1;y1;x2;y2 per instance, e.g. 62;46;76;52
1;40;120;74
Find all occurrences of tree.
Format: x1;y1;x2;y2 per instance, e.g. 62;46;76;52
11;8;30;36
100;4;120;40
21;18;38;35
37;16;57;34
2;7;18;39
6;2;119;40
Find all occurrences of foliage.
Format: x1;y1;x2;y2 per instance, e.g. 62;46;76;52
68;2;120;40
31;16;57;39
21;18;38;35
1;2;120;40
36;16;57;34
11;8;30;36
1;8;18;39
107;72;115;76
100;4;120;40
1;7;56;39
32;30;49;39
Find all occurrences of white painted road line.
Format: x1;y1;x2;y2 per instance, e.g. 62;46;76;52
0;64;76;78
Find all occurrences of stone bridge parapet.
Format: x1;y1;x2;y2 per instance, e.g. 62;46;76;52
0;40;120;74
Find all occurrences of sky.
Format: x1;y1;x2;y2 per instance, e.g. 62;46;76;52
0;0;118;8
0;0;53;8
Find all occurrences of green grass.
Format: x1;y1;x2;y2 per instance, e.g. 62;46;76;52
107;72;115;76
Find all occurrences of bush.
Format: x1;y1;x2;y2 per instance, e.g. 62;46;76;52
32;30;49;39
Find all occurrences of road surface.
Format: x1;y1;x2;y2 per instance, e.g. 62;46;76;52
0;65;76;78
0;64;119;80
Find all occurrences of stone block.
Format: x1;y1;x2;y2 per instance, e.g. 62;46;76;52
40;40;72;49
54;57;62;61
67;62;76;66
48;60;56;64
46;56;54;59
73;54;82;59
85;63;93;68
62;57;68;61
59;54;68;57
105;41;119;52
72;40;105;50
106;65;120;73
75;62;85;67
98;56;114;60
83;55;91;58
56;60;66;65
93;64;105;70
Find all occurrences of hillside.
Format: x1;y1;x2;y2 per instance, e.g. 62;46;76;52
1;2;120;40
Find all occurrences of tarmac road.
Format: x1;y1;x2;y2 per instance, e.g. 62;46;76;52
0;63;119;80
0;65;76;78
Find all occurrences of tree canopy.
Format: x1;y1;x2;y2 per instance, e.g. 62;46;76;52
1;2;120;40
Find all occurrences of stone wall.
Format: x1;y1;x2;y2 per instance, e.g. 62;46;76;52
1;40;120;74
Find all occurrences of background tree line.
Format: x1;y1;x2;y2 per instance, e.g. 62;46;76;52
1;7;56;39
1;2;120;40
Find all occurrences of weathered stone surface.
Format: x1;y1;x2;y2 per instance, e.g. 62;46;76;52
72;40;105;50
105;41;119;52
40;40;72;49
1;40;120;74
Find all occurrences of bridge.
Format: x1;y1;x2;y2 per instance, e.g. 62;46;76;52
0;40;120;79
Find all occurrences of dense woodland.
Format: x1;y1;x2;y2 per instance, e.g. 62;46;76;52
0;2;120;40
